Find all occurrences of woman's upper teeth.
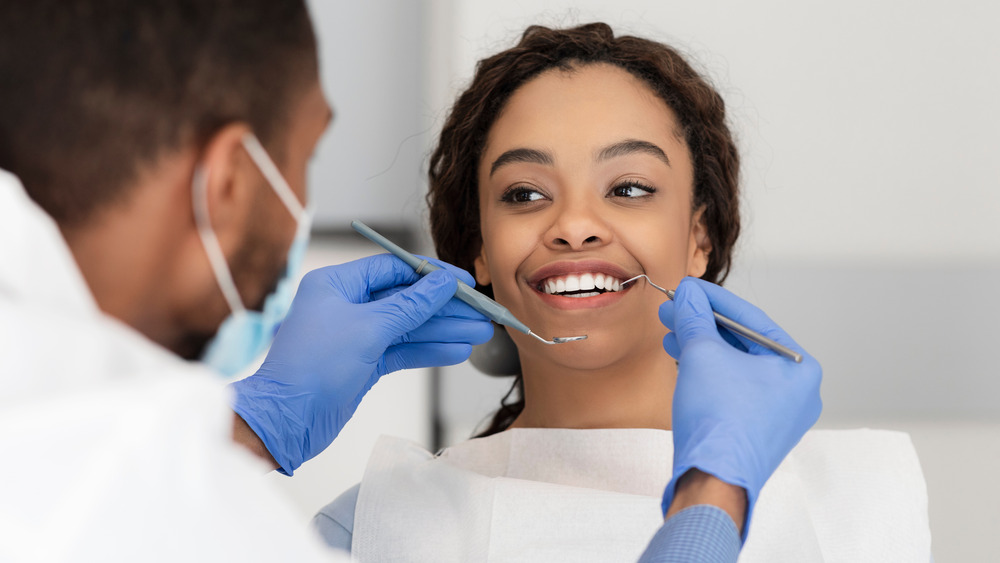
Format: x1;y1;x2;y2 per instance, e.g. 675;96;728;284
542;273;623;295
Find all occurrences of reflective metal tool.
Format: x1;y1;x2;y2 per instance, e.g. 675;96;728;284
622;274;803;363
352;220;587;345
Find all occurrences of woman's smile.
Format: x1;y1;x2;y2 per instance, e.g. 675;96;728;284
525;259;637;310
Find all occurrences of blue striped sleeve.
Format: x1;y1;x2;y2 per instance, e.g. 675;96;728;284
638;505;741;563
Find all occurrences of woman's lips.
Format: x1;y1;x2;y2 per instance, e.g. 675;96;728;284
526;260;637;310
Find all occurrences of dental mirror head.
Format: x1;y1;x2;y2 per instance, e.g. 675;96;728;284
529;332;588;345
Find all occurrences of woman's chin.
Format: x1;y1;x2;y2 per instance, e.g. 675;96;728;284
512;328;655;372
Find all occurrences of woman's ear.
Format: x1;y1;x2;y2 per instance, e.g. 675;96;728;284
473;242;492;287
686;205;712;278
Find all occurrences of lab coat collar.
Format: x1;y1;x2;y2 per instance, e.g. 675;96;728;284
0;168;99;316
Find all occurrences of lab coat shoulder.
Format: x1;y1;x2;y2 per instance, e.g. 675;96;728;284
0;169;95;314
0;352;343;561
0;302;344;562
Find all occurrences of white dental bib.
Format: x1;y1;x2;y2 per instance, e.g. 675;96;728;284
352;428;930;562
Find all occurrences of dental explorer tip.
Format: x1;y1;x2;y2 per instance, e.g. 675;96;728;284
528;331;588;345
621;274;671;296
621;275;641;286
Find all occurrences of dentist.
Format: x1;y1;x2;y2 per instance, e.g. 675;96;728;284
0;1;490;559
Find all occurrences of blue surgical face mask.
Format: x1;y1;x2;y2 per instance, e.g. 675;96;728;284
194;133;312;377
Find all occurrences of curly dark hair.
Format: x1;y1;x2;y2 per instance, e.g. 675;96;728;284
426;23;741;437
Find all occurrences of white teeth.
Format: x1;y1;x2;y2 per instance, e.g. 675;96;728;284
539;272;624;295
566;291;601;298
564;275;580;292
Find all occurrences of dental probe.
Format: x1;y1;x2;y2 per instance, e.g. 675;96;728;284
351;220;587;345
621;275;803;363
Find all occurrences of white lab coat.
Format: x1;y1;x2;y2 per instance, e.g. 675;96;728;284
0;170;345;562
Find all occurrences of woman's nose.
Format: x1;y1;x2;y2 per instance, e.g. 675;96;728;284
543;198;612;251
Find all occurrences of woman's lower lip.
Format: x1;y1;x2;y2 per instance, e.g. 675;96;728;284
532;286;629;310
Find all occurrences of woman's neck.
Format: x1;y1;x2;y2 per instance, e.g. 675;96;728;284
510;349;676;431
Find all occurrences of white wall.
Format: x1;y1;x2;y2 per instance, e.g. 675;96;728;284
305;0;430;230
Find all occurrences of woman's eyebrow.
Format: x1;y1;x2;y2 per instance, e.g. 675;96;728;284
489;148;554;177
596;139;670;167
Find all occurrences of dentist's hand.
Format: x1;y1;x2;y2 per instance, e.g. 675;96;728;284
230;254;493;475
658;277;822;538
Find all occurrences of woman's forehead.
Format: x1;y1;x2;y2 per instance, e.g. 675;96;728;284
480;64;688;171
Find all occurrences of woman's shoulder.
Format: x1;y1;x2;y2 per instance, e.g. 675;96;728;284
793;428;922;469
787;428;925;488
312;483;360;551
744;428;931;561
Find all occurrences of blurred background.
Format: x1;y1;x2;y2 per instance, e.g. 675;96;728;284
266;1;1000;559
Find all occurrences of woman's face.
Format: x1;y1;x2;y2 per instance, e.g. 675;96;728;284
475;63;711;370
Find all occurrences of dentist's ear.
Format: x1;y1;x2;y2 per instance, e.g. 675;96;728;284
686;205;712;278
192;122;258;252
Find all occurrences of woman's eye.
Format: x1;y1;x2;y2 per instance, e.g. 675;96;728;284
609;181;657;199
500;186;547;204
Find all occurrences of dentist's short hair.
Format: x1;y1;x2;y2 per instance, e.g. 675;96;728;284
0;0;317;226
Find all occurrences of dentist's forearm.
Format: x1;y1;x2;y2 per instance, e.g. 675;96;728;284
232;411;279;470
639;503;741;563
665;469;746;534
637;470;744;563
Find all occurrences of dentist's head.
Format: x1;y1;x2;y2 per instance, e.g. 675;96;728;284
0;0;333;361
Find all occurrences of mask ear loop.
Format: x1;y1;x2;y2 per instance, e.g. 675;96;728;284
240;133;305;222
192;165;247;316
240;131;314;280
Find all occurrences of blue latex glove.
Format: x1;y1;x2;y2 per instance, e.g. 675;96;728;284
658;277;822;540
230;253;493;475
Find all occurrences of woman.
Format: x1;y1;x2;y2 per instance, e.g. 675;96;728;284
315;23;930;562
